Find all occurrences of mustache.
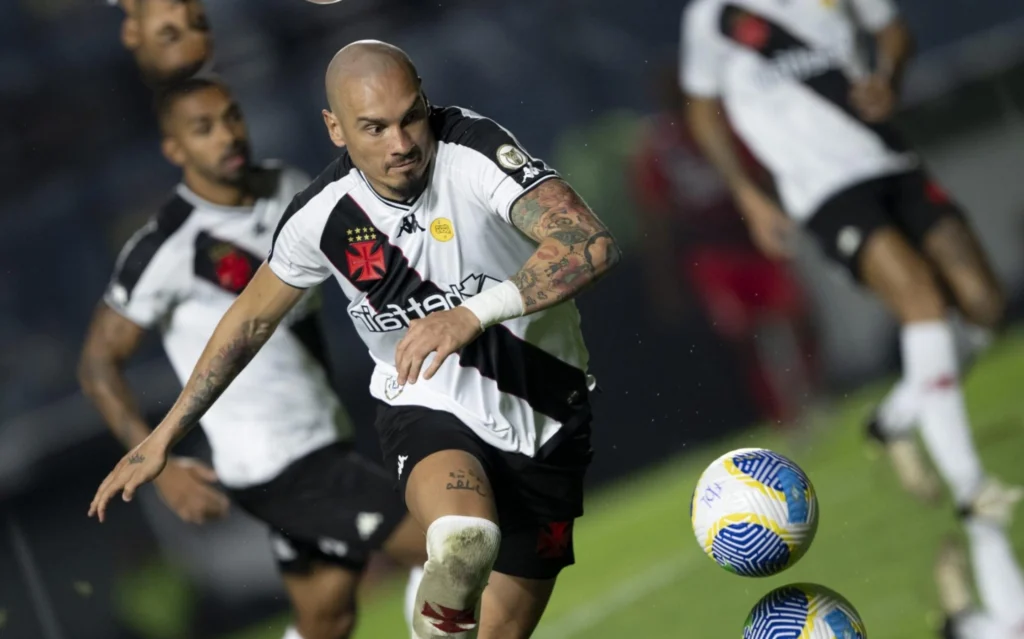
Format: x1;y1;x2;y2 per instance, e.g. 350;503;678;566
387;148;422;169
220;142;249;165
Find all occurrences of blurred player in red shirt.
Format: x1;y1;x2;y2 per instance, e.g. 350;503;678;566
631;65;819;427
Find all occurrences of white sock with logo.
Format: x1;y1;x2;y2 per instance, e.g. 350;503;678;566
902;321;984;505
876;312;994;440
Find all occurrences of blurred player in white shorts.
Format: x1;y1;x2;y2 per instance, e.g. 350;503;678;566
79;77;425;639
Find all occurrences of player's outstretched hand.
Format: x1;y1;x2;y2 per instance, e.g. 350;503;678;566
89;436;169;523
155;458;230;525
395;306;483;386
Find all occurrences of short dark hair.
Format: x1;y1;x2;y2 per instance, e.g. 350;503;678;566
153;77;230;132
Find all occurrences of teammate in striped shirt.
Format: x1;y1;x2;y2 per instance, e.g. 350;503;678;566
680;0;1019;523
80;78;425;639
90;41;621;638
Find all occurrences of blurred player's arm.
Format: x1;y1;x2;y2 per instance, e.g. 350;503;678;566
89;265;305;521
79;303;230;523
849;0;914;121
507;179;622;313
78;304;152;450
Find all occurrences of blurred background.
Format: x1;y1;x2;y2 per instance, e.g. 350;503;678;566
1;0;1023;637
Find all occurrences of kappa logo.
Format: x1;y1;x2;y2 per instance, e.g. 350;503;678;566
345;226;386;282
837;226;863;258
397;213;426;237
356;512;384;541
521;164;540;182
397;454;408;479
318;538;349;558
270;533;298;561
496;144;527;171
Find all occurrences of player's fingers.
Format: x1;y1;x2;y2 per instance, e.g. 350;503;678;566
199;486;230;516
421;347;451;381
395;342;411;386
190;463;219;483
122;476;141;503
405;345;432;385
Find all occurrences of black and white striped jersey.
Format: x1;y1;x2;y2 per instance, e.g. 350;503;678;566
105;163;350;488
680;0;917;220
268;106;593;459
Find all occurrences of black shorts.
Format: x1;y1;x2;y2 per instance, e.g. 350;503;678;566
229;443;407;575
375;404;594;580
805;169;965;281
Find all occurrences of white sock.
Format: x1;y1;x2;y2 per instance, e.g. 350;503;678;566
902;321;985;505
876;377;918;438
953;611;1013;639
405;565;425;636
965;517;1024;630
282;626;304;639
877;312;993;440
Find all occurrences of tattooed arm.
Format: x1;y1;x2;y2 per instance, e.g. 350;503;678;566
149;263;303;446
508;179;622;312
89;263;306;521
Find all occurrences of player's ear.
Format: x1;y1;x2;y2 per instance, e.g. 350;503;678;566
120;16;141;50
161;136;186;168
322;109;346;148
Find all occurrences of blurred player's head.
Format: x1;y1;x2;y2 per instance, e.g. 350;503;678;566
156;78;252;187
120;0;212;87
322;40;433;202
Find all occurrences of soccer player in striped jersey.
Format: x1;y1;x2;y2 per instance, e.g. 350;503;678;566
89;41;621;638
80;77;425;639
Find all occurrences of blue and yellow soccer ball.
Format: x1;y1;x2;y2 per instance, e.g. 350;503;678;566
744;583;866;638
690;448;818;577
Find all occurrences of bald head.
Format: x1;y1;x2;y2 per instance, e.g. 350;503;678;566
325;40;418;114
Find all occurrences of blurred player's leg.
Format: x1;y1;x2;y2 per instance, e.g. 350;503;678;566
281;562;361;639
478;573;557;639
935;534;1024;639
859;228;986;510
964;518;1024;630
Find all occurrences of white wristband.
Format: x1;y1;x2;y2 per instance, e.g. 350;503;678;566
459;280;525;329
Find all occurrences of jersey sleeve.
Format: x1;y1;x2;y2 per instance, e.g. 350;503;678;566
268;202;332;289
680;2;724;98
103;222;184;329
848;0;898;31
441;109;560;224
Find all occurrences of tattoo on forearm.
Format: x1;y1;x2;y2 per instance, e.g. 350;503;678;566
445;469;487;497
176;319;274;432
509;179;621;311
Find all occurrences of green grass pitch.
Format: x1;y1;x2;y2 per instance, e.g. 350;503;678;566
227;328;1024;639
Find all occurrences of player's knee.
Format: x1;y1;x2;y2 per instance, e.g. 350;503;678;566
414;516;501;637
294;607;357;639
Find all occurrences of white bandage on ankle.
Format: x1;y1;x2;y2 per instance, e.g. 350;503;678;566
458;280;525;330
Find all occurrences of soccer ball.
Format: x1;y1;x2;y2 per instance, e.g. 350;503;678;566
690;447;818;576
744;583;866;638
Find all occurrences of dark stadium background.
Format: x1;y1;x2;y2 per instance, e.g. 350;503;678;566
1;0;1023;637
